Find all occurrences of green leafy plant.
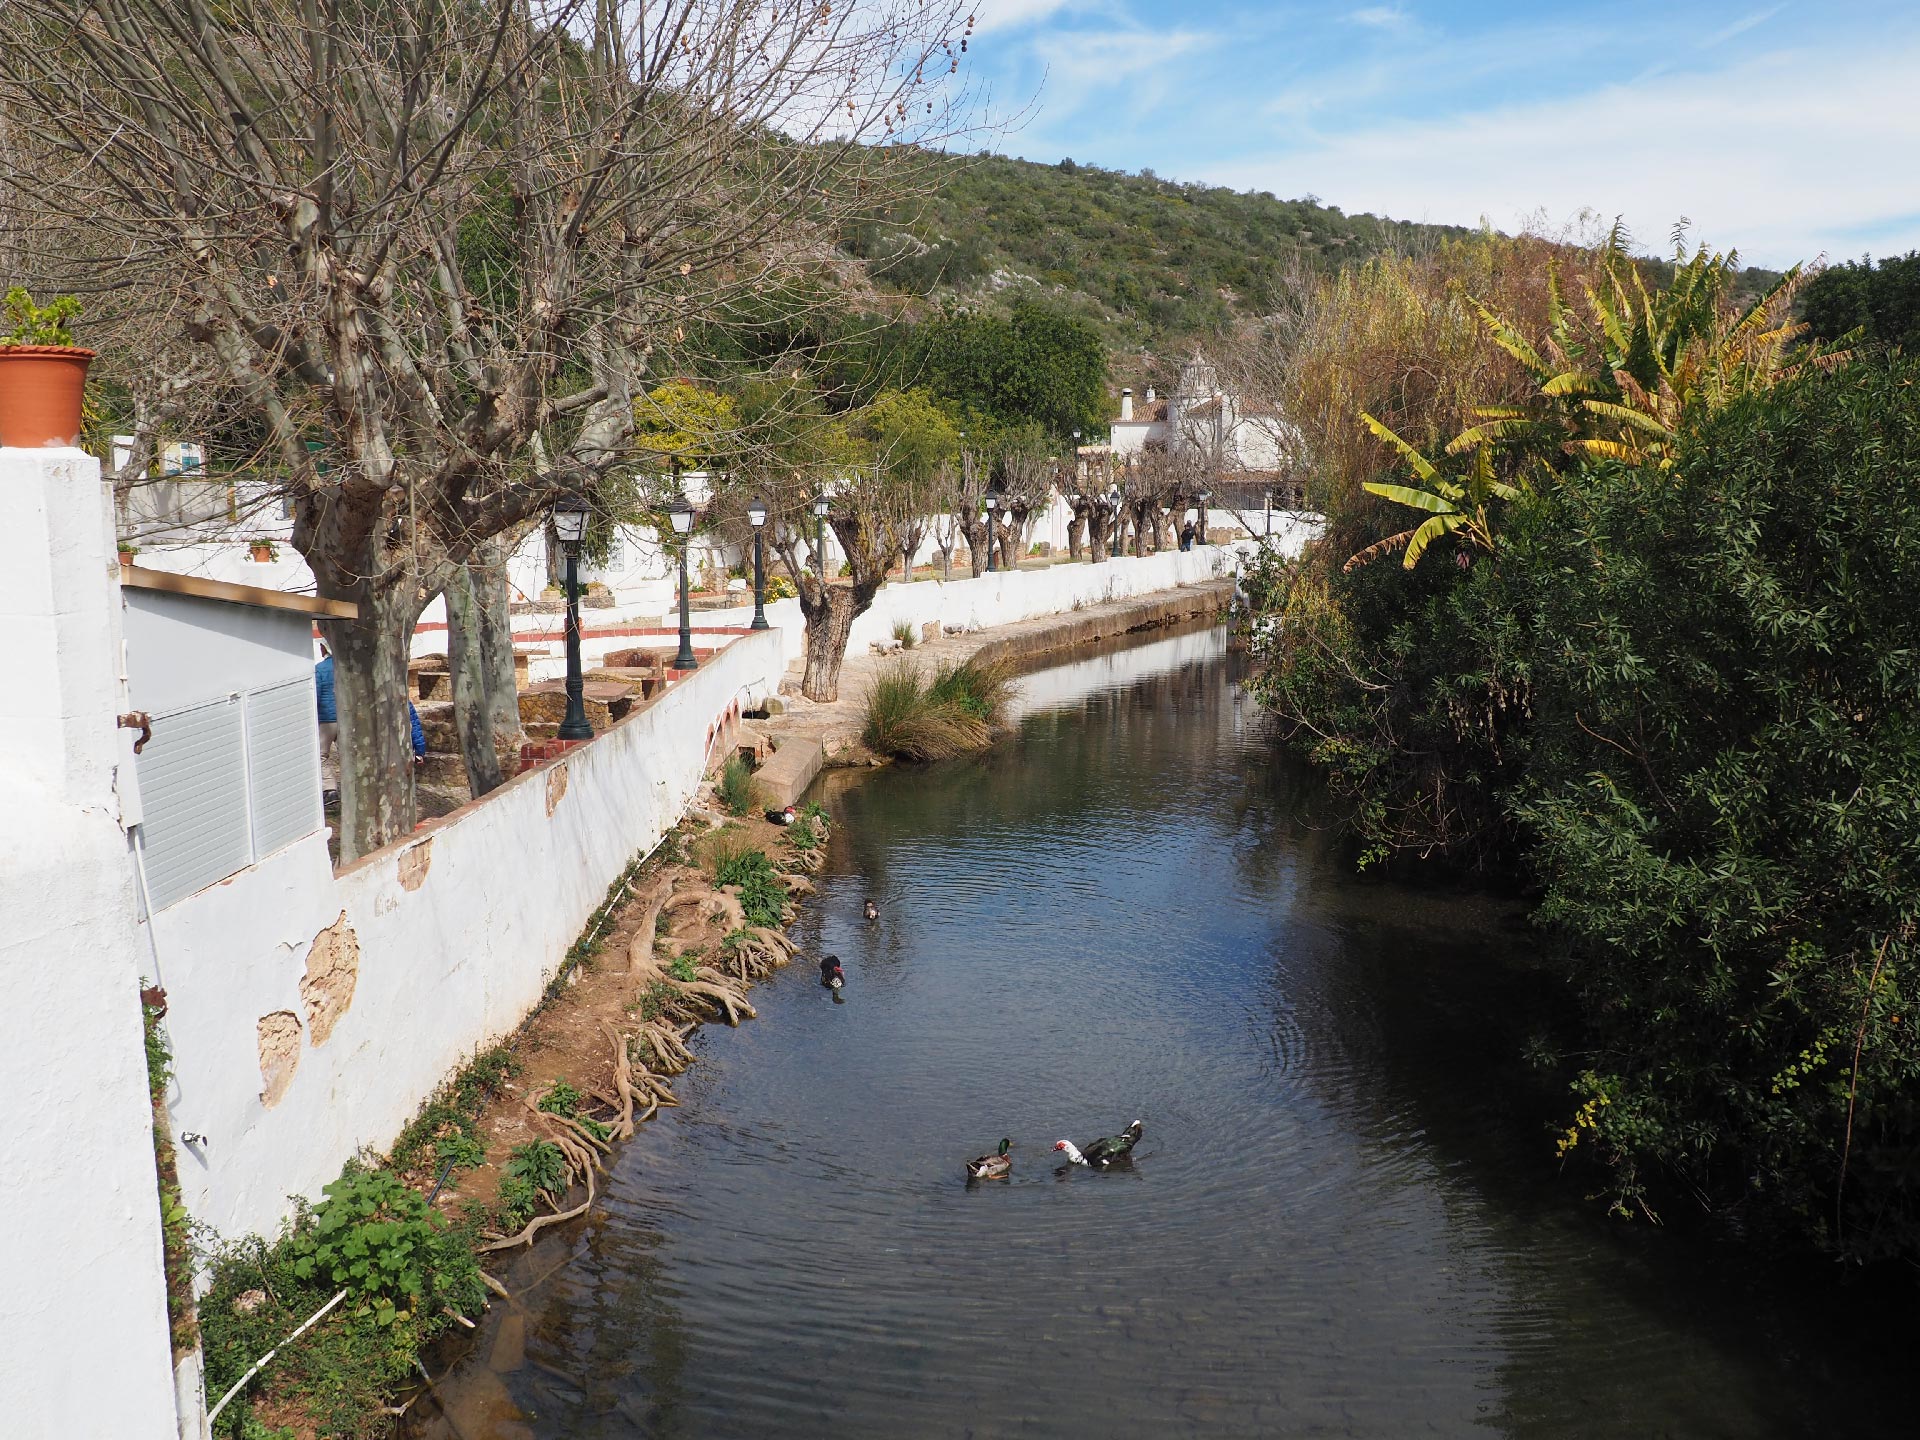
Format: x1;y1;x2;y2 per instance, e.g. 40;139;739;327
717;753;755;815
668;953;699;982
708;842;787;927
287;1168;481;1329
537;1077;609;1141
432;1133;484;1172
892;618;918;649
766;573;798;600
499;1140;568;1228
2;287;80;346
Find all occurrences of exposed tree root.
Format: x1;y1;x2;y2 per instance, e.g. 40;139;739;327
477;1167;596;1252
679;975;756;1024
477;1272;512;1301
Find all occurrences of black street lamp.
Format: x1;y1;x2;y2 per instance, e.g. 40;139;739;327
811;493;830;581
983;488;999;572
1197;488;1212;546
747;496;770;630
552;494;593;740
670;494;698;671
1107;485;1123;559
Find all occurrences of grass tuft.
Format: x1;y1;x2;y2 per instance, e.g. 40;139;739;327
862;656;1015;760
717;754;754;815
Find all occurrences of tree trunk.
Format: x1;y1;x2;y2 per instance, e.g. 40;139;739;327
1089;509;1109;563
323;587;419;862
471;535;524;758
1068;511;1086;561
959;517;987;577
800;586;859;702
446;564;506;799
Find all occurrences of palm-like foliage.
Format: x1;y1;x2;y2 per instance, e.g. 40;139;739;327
1347;415;1518;570
1352;225;1825;570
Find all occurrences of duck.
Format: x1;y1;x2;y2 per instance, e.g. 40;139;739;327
864;899;879;922
766;805;797;826
966;1138;1012;1181
1054;1120;1143;1168
819;954;845;990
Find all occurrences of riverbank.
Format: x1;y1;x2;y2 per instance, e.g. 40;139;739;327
747;579;1233;802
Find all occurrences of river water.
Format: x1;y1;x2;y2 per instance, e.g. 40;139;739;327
420;626;1907;1439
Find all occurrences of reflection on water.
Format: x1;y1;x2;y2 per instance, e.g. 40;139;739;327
417;627;1908;1439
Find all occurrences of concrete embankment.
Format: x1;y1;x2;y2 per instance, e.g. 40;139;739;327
748;580;1233;806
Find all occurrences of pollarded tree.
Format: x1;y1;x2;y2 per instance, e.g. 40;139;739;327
0;0;977;859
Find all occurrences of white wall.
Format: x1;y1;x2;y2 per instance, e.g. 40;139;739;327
154;628;786;1242
0;449;182;1438
675;532;1312;674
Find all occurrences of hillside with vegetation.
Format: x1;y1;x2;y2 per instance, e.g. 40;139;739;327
845;152;1469;351
842;152;1786;381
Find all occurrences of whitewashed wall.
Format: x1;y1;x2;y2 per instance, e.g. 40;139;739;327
677;529;1316;674
0;450;182;1438
153;628;785;1242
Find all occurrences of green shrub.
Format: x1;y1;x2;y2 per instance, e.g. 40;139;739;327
892;618;918;649
2;287;79;346
717;754;754;815
668;952;699;982
287;1168;483;1330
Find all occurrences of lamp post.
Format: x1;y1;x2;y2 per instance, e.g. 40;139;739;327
811;493;830;582
552;494;593;740
983;488;999;572
1107;485;1123;559
670;494;698;671
1197;488;1212;547
747;497;770;630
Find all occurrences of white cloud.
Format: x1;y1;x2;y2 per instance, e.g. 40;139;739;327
1347;5;1412;30
1199;42;1920;269
971;0;1085;34
1702;3;1789;48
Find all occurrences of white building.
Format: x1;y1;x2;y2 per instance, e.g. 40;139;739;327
1107;352;1298;481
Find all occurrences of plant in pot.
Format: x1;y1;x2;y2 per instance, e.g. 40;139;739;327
248;538;278;563
117;541;138;566
0;289;93;449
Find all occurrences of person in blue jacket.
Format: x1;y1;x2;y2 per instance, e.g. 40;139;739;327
315;641;339;808
409;701;426;766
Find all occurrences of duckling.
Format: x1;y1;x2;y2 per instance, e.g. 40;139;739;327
966;1138;1012;1181
864;899;879;923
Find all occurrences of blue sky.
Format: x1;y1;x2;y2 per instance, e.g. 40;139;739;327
960;1;1920;269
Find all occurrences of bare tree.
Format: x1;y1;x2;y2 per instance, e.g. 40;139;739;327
0;0;975;858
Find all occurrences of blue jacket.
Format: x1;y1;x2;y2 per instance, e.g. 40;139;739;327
314;656;336;722
409;703;425;760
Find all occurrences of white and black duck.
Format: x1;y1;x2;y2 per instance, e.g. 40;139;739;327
1054;1120;1143;1168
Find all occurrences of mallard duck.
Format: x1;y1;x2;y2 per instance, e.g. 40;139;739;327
1054;1120;1143;1168
864;899;879;922
966;1138;1012;1180
820;954;844;990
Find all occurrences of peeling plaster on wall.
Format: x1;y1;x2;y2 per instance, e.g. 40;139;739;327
300;913;360;1045
256;1012;302;1107
545;761;569;817
396;839;432;893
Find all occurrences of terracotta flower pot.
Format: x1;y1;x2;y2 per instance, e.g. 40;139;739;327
249;543;275;562
0;346;95;448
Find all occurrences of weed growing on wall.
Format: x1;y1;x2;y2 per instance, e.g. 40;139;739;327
142;987;198;1353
